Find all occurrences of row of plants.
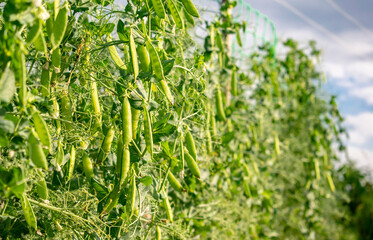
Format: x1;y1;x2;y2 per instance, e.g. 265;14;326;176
0;0;370;239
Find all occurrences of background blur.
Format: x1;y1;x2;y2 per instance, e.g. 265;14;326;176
198;0;373;172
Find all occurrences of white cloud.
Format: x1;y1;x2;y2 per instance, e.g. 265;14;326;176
349;86;373;105
345;112;373;146
347;145;373;171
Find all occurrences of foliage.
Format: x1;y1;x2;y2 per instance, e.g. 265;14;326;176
0;0;369;239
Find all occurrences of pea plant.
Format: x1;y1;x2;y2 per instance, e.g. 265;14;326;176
0;0;353;239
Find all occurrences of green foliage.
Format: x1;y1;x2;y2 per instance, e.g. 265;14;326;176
0;0;370;239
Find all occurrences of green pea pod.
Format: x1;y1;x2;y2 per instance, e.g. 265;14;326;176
181;0;199;18
51;4;68;49
116;135;123;176
156;226;161;240
143;108;153;158
206;128;213;155
126;175;137;214
131;108;141;139
146;40;164;81
129;29;139;80
274;133;280;157
32;109;51;151
20;194;37;230
182;8;195;25
90;79;101;126
231;69;238;96
162;189;173;223
159;79;174;105
167;171;183;192
179;134;185;170
151;0;166;19
184;150;200;178
26;19;42;45
66;145;75;181
16;52;27;107
51;47;61;69
242;177;252;198
97;126;115;164
167;0;184;29
185;131;197;160
326;171;335;192
33;31;47;54
82;152;94;181
60;93;73;130
107;36;127;70
54;0;60;19
236;26;242;47
122;96;132;145
314;159;320;180
29;129;48;170
36;177;48;200
119;145;130;186
215;87;226;121
101;182;121;214
137;44;151;72
46;17;53;39
215;30;223;52
210;24;215;49
209;109;216;140
40;63;50;97
243;163;250;176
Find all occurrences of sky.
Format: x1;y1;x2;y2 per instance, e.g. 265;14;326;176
198;0;373;171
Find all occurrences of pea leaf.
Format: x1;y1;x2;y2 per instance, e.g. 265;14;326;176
162;59;175;76
0;65;16;103
139;176;153;186
0;117;15;134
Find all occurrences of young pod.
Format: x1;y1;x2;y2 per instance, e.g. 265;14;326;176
122;96;132;145
184;150;200;178
167;171;183;192
97;126;115;163
151;0;166;19
131;108;141;139
162;189;173;223
167;0;184;29
66;145;76;181
129;29;139;80
185;131;197;160
215;87;226;121
20;193;37;230
28;129;48;170
137;45;151;72
82;152;94;181
51;3;68;49
143;108;153;158
181;0;200;18
32;109;51;151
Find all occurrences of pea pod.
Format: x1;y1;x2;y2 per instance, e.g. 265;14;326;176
137;45;151;72
129;29;139;80
26;19;42;45
167;0;184;29
101;181;121;214
66;145;75;181
151;0;166;19
119;145;130;186
40;63;50;97
16;52;27;107
122;96;132;145
97;126;115;164
159;79;174;105
156;226;161;240
182;8;195;25
20;194;37;230
51;47;61;69
185;131;197;160
107;36;127;70
181;0;199;18
215;30;224;52
33;31;47;54
231;69;238;96
60;93;73;130
215;87;226;121
179;134;185;170
82;152;94;181
167;171;183;192
314;159;320;180
90;79;101;125
36;177;48;200
184;150;200;178
51;4;68;49
326;171;335;192
143;108;153;158
209;109;216;140
131;108;141;139
32;109;51;151
206;128;213;155
274;133;280;157
242;177;252;198
162;189;173;223
29;129;48;170
116;135;123;176
146;40;164;81
236;26;242;47
126;175;137;214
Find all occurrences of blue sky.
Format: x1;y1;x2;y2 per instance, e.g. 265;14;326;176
197;0;373;171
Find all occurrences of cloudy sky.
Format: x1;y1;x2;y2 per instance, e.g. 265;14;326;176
198;0;373;171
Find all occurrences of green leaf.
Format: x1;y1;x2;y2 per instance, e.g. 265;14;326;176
162;59;175;76
0;117;15;134
0;64;16;103
222;132;235;144
139;176;153;186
